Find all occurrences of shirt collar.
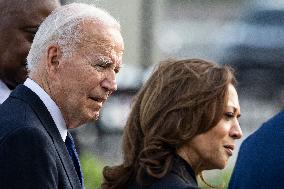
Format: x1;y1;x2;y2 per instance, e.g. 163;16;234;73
24;78;67;141
0;80;12;104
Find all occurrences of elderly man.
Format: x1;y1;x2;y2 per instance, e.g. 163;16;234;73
0;0;61;104
0;3;124;189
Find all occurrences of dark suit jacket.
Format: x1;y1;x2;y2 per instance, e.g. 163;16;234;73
128;155;199;189
0;85;81;189
229;109;284;189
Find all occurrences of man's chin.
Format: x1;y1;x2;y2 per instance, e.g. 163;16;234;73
84;110;100;124
92;111;100;121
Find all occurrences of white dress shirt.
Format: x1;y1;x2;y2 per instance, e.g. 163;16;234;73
0;80;11;104
24;78;67;141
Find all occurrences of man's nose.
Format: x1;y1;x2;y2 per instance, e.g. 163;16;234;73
101;71;117;93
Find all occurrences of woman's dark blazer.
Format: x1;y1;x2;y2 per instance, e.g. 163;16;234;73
128;155;200;189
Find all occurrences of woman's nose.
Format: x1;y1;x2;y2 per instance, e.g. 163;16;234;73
230;120;243;139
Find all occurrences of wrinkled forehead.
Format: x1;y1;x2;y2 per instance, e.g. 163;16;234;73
76;20;124;56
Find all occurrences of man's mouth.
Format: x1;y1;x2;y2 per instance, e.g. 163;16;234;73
89;96;107;107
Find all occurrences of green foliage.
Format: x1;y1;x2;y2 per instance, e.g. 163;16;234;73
198;168;233;189
80;152;104;189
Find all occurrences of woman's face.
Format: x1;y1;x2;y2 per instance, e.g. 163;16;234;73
178;84;242;172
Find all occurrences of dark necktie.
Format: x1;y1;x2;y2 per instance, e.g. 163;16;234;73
65;132;84;188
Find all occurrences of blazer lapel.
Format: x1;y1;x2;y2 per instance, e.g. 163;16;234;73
10;85;81;189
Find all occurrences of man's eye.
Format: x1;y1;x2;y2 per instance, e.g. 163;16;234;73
97;61;109;68
23;27;38;42
24;27;38;35
94;61;111;70
114;67;120;74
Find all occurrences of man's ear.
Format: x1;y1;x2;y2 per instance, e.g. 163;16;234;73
46;45;61;74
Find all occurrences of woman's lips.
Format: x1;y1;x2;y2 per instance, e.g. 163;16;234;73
224;144;234;156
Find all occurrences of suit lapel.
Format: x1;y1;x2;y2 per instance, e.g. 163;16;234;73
11;85;81;189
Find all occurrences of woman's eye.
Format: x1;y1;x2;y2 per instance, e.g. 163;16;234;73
224;112;234;120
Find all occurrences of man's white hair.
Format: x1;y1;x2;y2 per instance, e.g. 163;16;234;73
27;3;120;73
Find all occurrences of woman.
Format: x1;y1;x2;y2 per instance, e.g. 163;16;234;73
102;59;243;189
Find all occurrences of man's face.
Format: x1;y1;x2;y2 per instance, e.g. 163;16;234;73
53;23;124;128
0;0;60;89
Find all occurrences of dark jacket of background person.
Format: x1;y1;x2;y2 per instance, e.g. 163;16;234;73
128;154;199;189
0;85;81;189
229;109;284;189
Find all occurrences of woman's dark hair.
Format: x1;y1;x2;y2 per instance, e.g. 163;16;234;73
102;59;236;189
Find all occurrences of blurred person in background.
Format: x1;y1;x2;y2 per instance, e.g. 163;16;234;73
229;102;284;187
0;3;124;189
102;59;242;189
0;0;61;104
